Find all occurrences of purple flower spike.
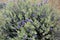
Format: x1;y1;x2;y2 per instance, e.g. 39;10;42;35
43;0;48;4
25;18;33;23
50;27;53;31
17;20;25;28
31;13;36;17
21;20;26;25
17;25;21;28
25;18;29;22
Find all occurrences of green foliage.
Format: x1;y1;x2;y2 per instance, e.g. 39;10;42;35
0;0;58;40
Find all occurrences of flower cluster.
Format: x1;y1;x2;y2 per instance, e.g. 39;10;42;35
17;18;33;28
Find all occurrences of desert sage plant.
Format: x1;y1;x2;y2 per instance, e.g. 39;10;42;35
0;0;58;40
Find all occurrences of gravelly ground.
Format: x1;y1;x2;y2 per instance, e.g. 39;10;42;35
54;30;60;40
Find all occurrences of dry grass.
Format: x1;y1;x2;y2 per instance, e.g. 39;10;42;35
48;0;60;13
0;0;8;3
0;0;60;14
